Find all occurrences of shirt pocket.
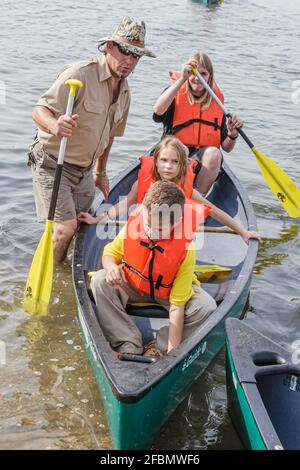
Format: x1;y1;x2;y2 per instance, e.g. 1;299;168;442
80;100;105;130
84;100;104;114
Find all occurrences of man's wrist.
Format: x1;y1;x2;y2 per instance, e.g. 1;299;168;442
94;170;107;177
47;116;58;136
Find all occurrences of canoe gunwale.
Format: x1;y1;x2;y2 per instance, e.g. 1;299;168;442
72;159;259;403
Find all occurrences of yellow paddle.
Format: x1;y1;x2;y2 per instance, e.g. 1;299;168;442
191;66;300;218
23;79;84;316
194;264;232;282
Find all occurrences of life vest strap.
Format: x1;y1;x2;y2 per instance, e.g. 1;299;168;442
122;256;172;300
155;275;163;290
140;241;164;253
122;259;149;283
172;117;221;135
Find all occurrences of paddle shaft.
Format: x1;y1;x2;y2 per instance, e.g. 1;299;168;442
192;67;300;218
47;95;75;221
191;67;255;148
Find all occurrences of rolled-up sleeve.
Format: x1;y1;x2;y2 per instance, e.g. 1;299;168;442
103;226;125;263
36;67;84;118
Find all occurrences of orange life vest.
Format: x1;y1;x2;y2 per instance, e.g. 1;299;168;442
137;156;198;204
169;71;225;149
122;202;212;300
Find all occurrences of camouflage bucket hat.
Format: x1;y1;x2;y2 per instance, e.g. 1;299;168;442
98;16;156;58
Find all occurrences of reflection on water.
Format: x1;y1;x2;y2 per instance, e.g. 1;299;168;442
0;0;299;450
1;265;110;450
0;266;111;449
254;225;299;274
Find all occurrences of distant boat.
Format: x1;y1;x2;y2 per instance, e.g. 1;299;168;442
73;159;258;449
226;318;300;450
193;0;224;6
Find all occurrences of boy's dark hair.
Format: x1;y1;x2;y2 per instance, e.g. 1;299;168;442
143;181;185;225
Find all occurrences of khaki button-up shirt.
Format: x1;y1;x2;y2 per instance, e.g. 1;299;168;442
36;55;131;167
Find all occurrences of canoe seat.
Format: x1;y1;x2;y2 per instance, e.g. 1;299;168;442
126;303;168;318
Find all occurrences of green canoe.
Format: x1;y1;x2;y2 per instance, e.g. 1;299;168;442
225;318;300;450
72;158;258;450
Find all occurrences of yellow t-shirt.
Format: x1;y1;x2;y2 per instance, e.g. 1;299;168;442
103;226;195;306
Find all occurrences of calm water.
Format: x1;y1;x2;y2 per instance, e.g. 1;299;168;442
0;0;299;450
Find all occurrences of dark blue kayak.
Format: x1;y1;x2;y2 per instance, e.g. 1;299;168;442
226;318;300;450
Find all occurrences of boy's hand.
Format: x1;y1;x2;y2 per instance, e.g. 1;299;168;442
167;304;184;353
106;265;126;287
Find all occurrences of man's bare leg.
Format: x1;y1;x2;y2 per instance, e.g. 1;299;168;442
53;219;77;264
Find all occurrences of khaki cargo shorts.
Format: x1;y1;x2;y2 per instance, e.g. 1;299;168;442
31;142;95;222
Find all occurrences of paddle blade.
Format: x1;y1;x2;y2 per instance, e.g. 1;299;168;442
194;264;232;282
252;147;300;218
23;220;54;316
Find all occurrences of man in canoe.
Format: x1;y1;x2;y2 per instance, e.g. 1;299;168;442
91;180;217;356
28;17;156;263
153;52;243;195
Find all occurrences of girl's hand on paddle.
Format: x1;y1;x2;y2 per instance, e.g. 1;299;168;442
181;61;197;81
227;114;243;137
54;114;79;138
241;230;261;244
94;174;109;200
106;265;126;287
77;212;100;225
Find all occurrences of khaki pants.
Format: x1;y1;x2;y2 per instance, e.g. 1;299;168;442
91;269;217;355
31;141;95;222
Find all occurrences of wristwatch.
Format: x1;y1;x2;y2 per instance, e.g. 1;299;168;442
94;170;107;176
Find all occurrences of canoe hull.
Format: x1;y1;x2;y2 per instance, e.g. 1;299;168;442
78;280;251;450
73;159;258;450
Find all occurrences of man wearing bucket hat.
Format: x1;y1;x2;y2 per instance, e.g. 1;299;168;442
29;17;156;263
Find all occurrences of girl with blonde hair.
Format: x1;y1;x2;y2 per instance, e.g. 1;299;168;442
153;52;243;195
78;136;260;244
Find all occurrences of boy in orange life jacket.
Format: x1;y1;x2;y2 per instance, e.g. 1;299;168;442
153;52;244;195
90;180;217;356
